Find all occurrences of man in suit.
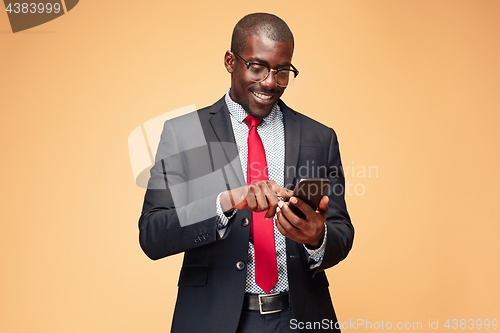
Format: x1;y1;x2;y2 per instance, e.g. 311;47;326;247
139;13;354;332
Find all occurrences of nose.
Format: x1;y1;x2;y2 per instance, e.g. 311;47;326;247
259;69;278;89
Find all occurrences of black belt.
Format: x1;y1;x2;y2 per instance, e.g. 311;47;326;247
243;292;290;314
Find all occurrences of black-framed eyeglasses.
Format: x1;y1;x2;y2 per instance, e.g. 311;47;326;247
234;52;299;88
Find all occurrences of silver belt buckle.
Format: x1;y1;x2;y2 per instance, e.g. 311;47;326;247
258;292;282;315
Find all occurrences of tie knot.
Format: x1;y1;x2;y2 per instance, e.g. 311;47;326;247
245;115;262;129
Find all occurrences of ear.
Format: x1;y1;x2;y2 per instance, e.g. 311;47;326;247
224;50;235;73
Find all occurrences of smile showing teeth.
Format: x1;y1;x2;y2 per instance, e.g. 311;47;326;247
252;91;272;100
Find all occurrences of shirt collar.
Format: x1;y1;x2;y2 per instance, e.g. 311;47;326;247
224;88;280;125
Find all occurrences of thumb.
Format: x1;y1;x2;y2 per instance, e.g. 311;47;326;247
317;196;329;213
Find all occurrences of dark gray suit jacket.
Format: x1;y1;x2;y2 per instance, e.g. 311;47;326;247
139;97;354;333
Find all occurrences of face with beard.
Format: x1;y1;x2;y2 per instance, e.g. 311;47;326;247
224;33;294;119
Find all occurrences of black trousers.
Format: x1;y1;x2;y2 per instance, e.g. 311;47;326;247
236;309;297;333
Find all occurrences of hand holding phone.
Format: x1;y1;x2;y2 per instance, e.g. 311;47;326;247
288;178;330;219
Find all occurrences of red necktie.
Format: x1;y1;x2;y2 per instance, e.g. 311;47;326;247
245;115;278;294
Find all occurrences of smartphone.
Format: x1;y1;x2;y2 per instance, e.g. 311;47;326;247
288;178;330;219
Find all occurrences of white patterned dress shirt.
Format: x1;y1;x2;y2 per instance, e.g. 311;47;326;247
216;89;327;294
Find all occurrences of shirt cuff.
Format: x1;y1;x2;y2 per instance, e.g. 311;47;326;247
216;192;237;238
303;224;328;269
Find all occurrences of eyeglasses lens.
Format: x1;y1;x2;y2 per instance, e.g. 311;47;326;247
247;64;294;87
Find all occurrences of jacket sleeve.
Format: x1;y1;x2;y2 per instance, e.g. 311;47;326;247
315;128;354;271
138;116;234;260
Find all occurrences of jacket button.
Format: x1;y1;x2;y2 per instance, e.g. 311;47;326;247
241;218;250;227
236;261;245;271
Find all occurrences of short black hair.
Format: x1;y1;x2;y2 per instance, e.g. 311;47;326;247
231;13;294;55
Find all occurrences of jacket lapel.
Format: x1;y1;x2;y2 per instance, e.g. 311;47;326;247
280;101;307;270
280;100;301;190
206;98;245;187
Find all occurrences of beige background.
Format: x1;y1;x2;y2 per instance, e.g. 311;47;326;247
1;0;499;332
